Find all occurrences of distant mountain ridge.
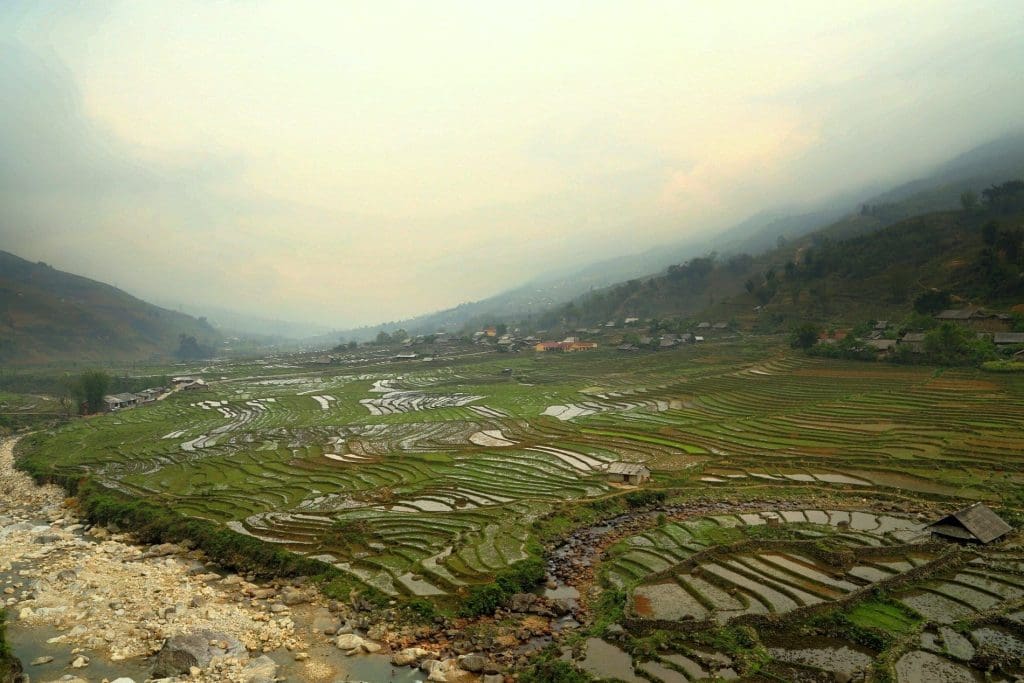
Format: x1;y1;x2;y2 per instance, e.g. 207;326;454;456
0;250;220;364
332;132;1024;341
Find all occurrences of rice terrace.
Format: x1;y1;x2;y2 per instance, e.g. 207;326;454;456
11;338;1024;681
4;4;1024;682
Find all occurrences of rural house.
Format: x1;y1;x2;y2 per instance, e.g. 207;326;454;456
935;307;1010;332
926;502;1012;544
900;332;927;353
103;393;140;411
866;339;898;354
606;462;651;485
993;332;1024;347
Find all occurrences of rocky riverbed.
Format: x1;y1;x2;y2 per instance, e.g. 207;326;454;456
0;436;561;682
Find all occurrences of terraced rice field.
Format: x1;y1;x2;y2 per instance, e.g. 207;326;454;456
620;510;929;621
20;343;1024;605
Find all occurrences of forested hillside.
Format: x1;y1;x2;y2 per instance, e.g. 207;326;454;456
527;180;1024;330
0;251;220;365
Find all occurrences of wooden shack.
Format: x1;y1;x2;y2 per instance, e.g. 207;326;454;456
926;502;1012;544
606;462;651;485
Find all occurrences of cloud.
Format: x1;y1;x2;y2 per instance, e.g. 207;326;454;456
1;1;1022;327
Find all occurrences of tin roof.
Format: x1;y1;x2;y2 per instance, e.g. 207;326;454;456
607;462;651;476
927;502;1012;544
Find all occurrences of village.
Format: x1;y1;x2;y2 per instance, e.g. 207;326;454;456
101;377;207;412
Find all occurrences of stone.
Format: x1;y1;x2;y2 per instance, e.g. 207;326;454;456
110;679;137;683
71;655;90;668
241;655;279;683
150;629;245;677
392;647;432;666
33;533;63;544
31;655;54;665
458;654;489;673
54;569;77;585
146;542;182;557
506;593;537;613
361;640;382;654
482;676;504;683
335;633;365;652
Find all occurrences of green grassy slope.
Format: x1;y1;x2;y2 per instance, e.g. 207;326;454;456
0;250;220;365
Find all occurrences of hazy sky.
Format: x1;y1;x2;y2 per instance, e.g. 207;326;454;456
1;2;1022;327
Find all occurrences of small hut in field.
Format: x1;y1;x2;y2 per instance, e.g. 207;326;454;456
926;502;1012;544
606;462;651;485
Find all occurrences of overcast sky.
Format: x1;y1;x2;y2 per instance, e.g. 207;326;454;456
1;2;1022;327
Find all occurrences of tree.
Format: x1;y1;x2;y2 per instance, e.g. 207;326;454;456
176;334;209;360
77;370;110;414
922;322;993;366
375;330;391;345
790;323;820;350
982;221;999;247
913;289;952;315
960;190;978;212
982;180;1024;213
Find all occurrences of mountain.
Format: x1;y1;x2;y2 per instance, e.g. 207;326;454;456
335;132;1024;341
149;301;336;342
0;251;220;365
526;180;1024;330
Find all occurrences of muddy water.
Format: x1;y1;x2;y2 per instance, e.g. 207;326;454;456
576;638;645;683
768;638;873;674
895;650;983;682
639;659;690;683
7;624;153;681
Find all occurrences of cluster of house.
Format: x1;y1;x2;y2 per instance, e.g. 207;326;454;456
619;332;700;352
102;387;165;411
103;376;209;411
825;307;1023;356
533;337;599;353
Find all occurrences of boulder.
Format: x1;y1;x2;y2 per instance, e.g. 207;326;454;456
335;633;365;652
150;630;245;677
392;647;432;666
482;676;504;683
111;679;138;683
146;542;183;557
241;655;278;683
458;654;489;673
33;533;63;544
280;587;308;606
54;569;78;583
506;593;537;613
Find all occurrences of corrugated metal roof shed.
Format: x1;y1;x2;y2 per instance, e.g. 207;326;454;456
927;502;1012;544
607;462;651;476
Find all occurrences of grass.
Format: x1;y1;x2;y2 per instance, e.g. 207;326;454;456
846;599;921;635
13;341;1024;618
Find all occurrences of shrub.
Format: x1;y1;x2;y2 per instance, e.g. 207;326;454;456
624;490;666;508
405;598;438;622
460;557;545;617
519;660;592;683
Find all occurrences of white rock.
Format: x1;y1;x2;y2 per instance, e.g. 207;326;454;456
335;633;365;651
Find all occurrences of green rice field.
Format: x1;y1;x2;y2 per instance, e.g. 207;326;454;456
17;342;1024;606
